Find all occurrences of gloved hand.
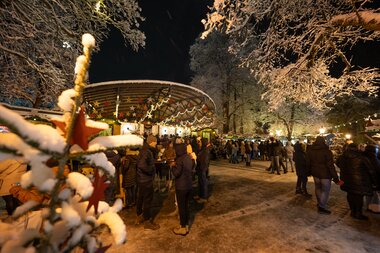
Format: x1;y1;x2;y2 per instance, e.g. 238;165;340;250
333;178;344;186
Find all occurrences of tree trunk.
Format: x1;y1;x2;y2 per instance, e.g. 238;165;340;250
222;75;232;134
223;101;230;134
277;104;296;141
33;95;42;108
233;88;237;133
287;104;296;141
239;85;244;134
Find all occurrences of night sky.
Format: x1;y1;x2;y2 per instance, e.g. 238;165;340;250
90;0;213;84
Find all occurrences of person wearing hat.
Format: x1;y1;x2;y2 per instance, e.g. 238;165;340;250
306;136;343;215
135;134;160;230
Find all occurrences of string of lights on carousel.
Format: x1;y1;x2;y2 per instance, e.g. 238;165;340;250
84;96;215;129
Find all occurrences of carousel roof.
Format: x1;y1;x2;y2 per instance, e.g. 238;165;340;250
83;80;216;129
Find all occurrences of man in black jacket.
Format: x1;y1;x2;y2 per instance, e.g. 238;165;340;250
306;136;342;215
337;143;377;220
135;134;160;230
172;143;193;235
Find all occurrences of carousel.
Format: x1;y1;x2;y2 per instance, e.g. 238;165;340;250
83;80;216;136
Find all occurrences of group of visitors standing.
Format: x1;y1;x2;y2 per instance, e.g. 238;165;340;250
125;134;210;235
294;136;379;219
222;135;380;220
224;139;261;166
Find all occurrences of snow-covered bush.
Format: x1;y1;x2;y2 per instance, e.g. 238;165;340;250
0;34;143;253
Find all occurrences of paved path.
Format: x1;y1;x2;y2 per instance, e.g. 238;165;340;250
102;159;380;253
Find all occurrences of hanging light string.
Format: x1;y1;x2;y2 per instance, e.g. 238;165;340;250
170;115;214;129
161;104;206;124
161;108;214;127
332;112;379;130
139;96;170;123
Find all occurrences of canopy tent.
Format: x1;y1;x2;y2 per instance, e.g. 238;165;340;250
83;80;216;129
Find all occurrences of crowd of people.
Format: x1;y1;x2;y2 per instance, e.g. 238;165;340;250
220;136;380;219
105;134;211;235
1;131;379;237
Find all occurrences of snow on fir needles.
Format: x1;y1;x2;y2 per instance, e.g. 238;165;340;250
0;33;143;253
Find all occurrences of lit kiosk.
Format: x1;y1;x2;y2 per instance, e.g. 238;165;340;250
83;80;216;136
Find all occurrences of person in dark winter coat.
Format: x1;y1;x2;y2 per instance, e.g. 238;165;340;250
104;150;121;204
294;142;311;197
337;143;377;220
135;135;160;230
245;141;252;166
172;143;193;235
122;149;138;208
195;138;210;203
363;144;380;213
225;140;233;160
306;136;342;215
363;145;380;189
268;137;281;175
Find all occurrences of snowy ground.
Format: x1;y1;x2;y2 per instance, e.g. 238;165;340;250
98;159;380;253
1;159;378;252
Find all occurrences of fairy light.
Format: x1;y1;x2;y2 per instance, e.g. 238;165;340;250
332;112;379;129
139;96;170;123
95;1;101;12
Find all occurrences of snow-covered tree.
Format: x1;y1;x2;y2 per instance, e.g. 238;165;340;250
201;0;380;111
326;95;378;139
0;34;143;253
271;102;326;140
190;31;259;134
0;0;145;108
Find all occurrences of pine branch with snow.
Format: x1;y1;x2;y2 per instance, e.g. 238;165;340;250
0;33;143;253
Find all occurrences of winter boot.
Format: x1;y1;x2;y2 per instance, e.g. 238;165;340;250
196;198;207;204
317;206;331;215
173;226;188;236
193;195;200;200
353;207;368;220
302;188;312;198
135;214;145;225
295;188;303;195
144;220;160;230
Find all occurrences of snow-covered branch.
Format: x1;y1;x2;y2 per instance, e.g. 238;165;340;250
201;0;380;111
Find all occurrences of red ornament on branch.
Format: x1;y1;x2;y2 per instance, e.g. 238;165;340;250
52;106;106;150
86;169;109;215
